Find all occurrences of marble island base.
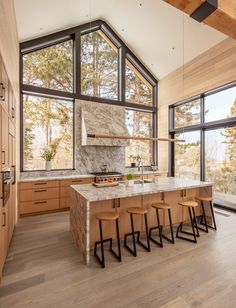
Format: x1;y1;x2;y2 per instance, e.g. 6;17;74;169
70;178;213;264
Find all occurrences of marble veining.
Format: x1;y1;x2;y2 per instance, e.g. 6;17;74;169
71;177;212;202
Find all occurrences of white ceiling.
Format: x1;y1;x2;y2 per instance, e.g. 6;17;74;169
14;0;226;79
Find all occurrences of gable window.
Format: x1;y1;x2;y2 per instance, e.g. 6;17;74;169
23;40;73;92
20;20;157;171
81;30;118;99
125;59;153;106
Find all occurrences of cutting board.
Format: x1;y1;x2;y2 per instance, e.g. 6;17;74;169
93;182;119;188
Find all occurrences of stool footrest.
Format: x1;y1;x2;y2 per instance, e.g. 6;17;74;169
94;237;121;267
124;231;150;256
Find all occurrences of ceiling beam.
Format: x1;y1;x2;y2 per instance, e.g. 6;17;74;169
164;0;236;39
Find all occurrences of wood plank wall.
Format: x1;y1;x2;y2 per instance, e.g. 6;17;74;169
0;0;20;216
158;37;236;172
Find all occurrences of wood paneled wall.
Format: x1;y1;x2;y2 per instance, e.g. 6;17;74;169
0;0;19;214
158;37;236;171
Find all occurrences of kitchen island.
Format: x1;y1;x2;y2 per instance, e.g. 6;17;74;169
70;177;212;264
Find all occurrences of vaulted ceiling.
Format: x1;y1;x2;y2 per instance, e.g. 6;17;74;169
14;0;226;79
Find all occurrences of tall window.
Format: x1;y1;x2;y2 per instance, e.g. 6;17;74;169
23;95;73;170
20;21;157;171
81;30;118;99
170;83;236;210
125;110;153;166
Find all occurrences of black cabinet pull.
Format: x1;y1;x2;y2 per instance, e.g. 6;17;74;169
2;213;6;227
34;189;47;192
11;165;16;184
34;182;47;186
2;151;5;164
11;107;15;119
0;83;5;101
34;201;47;205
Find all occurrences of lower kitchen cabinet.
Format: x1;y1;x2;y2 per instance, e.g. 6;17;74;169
20;199;60;215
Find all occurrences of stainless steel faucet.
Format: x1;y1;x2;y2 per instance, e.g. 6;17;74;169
141;162;144;185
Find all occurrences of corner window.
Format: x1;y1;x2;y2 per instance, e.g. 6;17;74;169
174;99;200;128
23;95;73;170
81;30;118;99
23;40;73;92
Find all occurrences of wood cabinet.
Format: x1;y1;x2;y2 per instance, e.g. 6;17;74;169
1;65;9;113
1;108;9;167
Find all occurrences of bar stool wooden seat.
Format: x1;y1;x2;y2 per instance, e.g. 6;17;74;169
124;207;150;256
176;200;200;243
196;195;217;232
149;202;175;247
94;211;121;268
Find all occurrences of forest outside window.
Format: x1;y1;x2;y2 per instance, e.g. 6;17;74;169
125;110;153;166
23;40;73;93
81;30;118;99
23;95;73;171
125;59;153;106
174;99;200;128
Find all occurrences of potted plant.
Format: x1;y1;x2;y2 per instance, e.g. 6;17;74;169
41;141;59;171
126;173;134;187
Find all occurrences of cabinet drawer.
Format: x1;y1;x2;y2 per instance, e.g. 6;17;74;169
60;197;70;209
20;187;59;202
60;186;72;198
20;199;59;214
60;178;93;187
20;180;59;190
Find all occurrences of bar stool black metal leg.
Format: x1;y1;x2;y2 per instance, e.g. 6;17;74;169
144;213;151;252
116;218;122;261
198;200;208;233
210;201;217;230
149;208;163;247
192;207;200;237
189;207;197;243
94;220;105;268
124;214;137;256
165;208;175;244
176;208;197;243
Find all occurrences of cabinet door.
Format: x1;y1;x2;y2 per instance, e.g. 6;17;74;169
1;201;9;265
0;205;4;277
1;65;9;113
1;108;9;167
8;133;15;241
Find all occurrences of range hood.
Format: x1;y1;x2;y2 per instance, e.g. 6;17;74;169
79;99;130;147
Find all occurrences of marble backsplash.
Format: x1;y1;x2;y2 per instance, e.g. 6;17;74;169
20;99;126;179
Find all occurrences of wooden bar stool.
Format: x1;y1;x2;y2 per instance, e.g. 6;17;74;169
94;212;121;268
124;207;150;256
149;203;175;247
196;195;217;232
176;201;200;243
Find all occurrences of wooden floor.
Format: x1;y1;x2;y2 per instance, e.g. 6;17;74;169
0;209;236;307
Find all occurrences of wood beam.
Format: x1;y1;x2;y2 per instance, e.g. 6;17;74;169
164;0;236;40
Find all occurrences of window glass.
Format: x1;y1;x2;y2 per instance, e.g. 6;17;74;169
175;131;200;180
125;59;152;106
81;30;118;99
23;40;73;92
125;110;153;166
205;127;236;207
174;99;200;128
23;95;73;170
205;86;236;122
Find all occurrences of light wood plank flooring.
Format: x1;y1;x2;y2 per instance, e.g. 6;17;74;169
0;209;236;307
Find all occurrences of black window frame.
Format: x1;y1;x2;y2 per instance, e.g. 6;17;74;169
20;20;158;172
169;80;236;209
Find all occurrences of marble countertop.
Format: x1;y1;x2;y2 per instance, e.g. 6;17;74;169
18;170;167;183
71;177;212;202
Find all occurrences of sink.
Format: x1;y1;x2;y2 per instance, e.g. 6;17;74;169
134;179;153;184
